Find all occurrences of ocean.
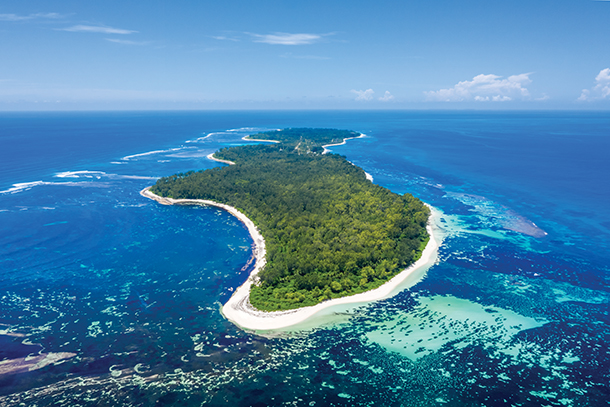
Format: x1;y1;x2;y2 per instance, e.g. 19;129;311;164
0;111;609;406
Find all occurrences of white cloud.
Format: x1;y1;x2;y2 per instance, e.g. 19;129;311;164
212;35;239;42
60;25;137;34
351;89;375;101
105;38;150;46
280;52;330;60
248;32;323;45
474;95;512;102
596;68;610;83
379;91;394;101
0;12;63;21
425;73;532;102
578;68;610;101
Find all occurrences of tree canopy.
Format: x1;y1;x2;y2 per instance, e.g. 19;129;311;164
245;128;359;154
151;128;430;311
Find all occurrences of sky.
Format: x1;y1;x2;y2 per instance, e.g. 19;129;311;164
1;0;609;110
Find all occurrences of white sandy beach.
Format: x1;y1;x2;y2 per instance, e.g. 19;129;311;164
206;153;235;165
141;186;440;331
322;133;366;154
242;136;280;143
241;132;364;153
140;186;268;297
222;206;440;331
144;133;440;331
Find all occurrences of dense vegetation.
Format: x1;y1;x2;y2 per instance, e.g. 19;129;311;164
245;128;359;154
151;128;430;311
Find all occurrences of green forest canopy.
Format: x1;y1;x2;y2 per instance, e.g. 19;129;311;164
151;128;430;311
244;128;357;154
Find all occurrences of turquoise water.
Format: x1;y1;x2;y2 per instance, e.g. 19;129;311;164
0;111;609;406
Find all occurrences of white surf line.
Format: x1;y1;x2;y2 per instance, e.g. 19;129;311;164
122;147;183;161
0;181;46;194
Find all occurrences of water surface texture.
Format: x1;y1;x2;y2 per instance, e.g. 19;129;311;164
1;111;609;406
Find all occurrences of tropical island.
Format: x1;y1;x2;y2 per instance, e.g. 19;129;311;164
142;128;438;329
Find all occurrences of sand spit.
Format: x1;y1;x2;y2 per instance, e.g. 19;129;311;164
206;153;235;165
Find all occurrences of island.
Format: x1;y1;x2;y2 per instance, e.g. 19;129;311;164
141;128;440;330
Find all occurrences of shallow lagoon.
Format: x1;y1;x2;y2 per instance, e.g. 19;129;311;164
0;111;609;406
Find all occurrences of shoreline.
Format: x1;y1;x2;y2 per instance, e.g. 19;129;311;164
223;206;440;331
146;133;439;331
142;187;440;331
206;153;235;165
242;136;280;143
140;187;268;299
242;133;365;154
322;133;366;154
206;136;281;165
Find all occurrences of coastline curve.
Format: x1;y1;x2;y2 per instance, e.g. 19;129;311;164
223;206;441;331
206;153;235;165
322;133;366;154
140;186;267;294
141;186;441;331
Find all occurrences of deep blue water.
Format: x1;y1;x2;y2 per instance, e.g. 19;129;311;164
0;111;609;406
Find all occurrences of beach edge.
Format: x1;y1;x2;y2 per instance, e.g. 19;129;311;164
141;186;440;331
222;204;441;331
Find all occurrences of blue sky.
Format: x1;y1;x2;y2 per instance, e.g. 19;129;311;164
1;0;609;110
